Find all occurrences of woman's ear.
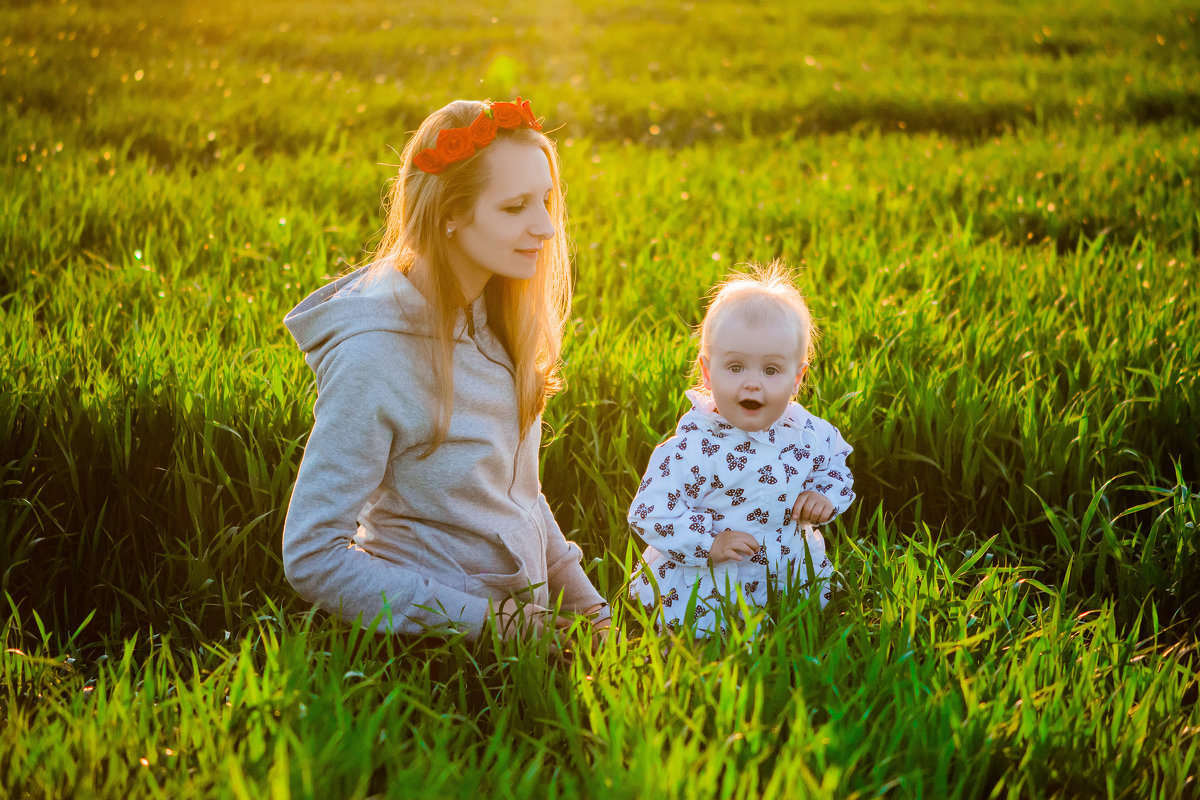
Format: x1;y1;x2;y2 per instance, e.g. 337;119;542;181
700;356;712;390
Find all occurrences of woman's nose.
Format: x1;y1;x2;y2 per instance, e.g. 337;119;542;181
531;205;555;240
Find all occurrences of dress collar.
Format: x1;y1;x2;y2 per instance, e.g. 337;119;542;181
681;389;812;447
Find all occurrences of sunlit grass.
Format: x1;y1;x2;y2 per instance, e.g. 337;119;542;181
2;0;1199;796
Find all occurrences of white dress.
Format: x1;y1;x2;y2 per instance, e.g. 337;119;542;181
628;390;855;636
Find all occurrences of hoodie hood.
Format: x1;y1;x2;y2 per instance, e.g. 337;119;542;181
283;265;488;377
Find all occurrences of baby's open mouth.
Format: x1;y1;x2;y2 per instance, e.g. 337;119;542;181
739;400;763;410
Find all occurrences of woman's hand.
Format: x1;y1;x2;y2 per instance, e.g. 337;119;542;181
792;491;834;525
709;529;760;563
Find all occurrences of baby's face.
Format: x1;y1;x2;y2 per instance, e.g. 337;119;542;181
701;312;805;432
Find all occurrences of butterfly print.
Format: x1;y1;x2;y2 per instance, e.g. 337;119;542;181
680;422;699;433
710;510;726;522
710;475;724;490
667;490;681;510
717;422;733;431
746;508;768;524
684;466;707;498
654;522;673;538
745;580;759;594
783;463;798;478
841;486;853;497
804;419;815;430
639;476;652;492
701;438;719;456
689;514;707;534
812;454;826;469
827;469;843;480
676;438;688;451
634;503;654;519
767;429;776;444
777;493;787;502
820;558;830;569
668;548;688;562
657;561;678;579
780;543;791;556
783;508;792;525
751;550;769;566
726;488;746;506
694;544;710;559
661;587;680;607
658;456;671;477
734;441;752;454
758;465;777;484
726;453;747;470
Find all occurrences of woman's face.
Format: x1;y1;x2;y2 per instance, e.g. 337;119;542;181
445;140;555;300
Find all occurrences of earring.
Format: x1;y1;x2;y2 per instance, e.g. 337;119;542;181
445;226;454;238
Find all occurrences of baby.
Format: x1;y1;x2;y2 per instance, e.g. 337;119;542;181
628;261;855;635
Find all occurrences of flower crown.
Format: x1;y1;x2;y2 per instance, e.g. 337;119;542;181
413;98;543;175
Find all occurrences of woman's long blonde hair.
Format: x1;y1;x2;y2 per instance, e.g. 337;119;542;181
366;100;570;455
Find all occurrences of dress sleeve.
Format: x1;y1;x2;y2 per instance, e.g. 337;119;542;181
627;433;718;567
801;421;856;518
537;494;607;614
282;336;494;637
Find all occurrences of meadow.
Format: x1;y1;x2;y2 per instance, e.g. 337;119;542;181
2;0;1199;797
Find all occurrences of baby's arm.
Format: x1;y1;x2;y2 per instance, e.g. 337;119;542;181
795;420;856;522
628;435;720;567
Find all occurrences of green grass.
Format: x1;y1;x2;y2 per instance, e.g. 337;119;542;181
2;0;1199;797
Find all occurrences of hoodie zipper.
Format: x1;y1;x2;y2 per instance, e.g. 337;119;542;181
462;306;528;501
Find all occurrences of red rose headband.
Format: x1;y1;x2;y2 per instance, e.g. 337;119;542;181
413;98;543;175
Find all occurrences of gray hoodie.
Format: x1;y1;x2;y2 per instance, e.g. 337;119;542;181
282;266;603;636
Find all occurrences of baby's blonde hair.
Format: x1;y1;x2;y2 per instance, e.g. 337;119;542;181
695;260;818;387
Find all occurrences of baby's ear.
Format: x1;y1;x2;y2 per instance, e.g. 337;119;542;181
699;356;712;389
795;362;808;390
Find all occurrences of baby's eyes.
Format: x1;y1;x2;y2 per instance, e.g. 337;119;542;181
729;365;743;374
504;204;525;214
765;366;779;376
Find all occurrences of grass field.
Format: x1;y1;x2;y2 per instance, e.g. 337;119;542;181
2;0;1199;797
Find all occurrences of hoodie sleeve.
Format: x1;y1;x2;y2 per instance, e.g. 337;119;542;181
627;432;719;567
537;495;607;615
282;335;494;636
801;420;856;518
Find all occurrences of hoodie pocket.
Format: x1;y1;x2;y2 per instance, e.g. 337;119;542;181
466;522;543;594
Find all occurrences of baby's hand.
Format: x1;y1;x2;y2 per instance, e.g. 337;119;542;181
709;529;760;563
792;491;835;525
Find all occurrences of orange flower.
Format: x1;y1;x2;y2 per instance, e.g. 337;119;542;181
468;111;498;147
413;99;546;174
491;101;524;128
435;127;475;162
514;96;540;130
413;148;448;174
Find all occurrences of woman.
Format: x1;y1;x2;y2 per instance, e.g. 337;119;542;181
282;99;608;640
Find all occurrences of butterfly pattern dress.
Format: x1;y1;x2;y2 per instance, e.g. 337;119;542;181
628;390;855;635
